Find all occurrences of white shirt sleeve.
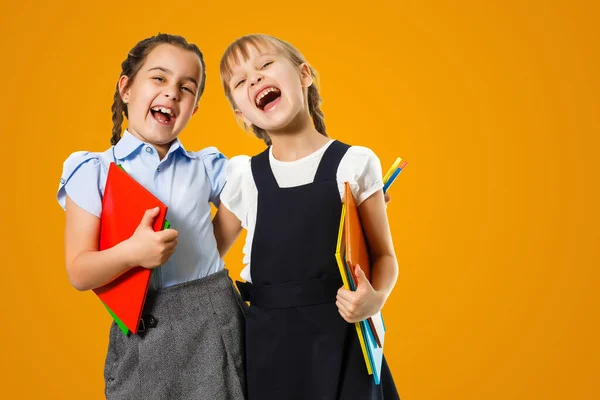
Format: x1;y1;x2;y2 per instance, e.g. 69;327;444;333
338;146;384;205
219;155;257;228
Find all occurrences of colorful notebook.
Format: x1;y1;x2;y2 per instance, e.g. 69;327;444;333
343;248;387;384
336;182;389;384
95;162;169;335
335;203;373;375
343;182;384;348
334;157;406;383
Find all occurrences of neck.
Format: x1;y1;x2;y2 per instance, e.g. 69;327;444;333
267;110;329;162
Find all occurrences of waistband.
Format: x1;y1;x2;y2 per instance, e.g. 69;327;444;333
236;276;342;309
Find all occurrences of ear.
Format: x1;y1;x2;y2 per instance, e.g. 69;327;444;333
192;103;200;116
235;109;252;128
118;75;131;104
299;63;313;88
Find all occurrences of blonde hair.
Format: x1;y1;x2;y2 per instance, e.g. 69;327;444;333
219;34;327;146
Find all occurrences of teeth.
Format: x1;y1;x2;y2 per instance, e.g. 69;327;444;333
255;87;280;106
151;107;173;116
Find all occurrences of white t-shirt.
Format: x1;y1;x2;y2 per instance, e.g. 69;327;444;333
220;140;383;282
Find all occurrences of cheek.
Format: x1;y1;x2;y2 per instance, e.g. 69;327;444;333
129;88;151;109
181;98;196;114
235;95;255;115
282;74;305;103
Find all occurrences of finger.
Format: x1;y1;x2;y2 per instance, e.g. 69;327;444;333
336;296;354;313
157;228;178;241
167;246;177;257
354;264;370;288
338;308;353;323
139;207;160;227
163;235;178;244
162;245;177;260
164;240;178;252
337;287;355;302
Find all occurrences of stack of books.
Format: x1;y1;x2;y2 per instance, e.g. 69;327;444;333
335;157;407;384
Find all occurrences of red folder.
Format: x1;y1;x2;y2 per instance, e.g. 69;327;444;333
94;162;168;334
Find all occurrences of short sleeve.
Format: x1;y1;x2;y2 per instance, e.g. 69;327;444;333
198;147;228;207
338;146;384;205
219;155;255;227
57;151;105;217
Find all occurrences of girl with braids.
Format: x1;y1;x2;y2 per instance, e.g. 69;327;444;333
216;34;400;399
56;33;246;400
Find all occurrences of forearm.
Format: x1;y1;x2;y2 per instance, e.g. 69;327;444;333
370;254;398;305
212;205;242;258
67;241;135;291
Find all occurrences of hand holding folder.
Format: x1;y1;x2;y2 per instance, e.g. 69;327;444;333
334;156;407;384
95;163;170;336
335;184;386;383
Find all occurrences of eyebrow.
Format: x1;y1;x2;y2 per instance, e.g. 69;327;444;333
229;52;278;80
147;66;199;87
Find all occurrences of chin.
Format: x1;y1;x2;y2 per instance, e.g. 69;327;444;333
145;130;177;144
258;112;295;131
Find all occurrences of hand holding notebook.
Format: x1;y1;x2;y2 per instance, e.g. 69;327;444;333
127;206;178;269
334;156;407;384
95;162;172;335
336;263;384;322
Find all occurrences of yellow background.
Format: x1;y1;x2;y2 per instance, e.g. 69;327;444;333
1;0;598;398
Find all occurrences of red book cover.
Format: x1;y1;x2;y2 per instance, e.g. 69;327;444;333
94;163;168;334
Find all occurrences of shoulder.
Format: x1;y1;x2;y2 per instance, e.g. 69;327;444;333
338;145;381;175
227;155;252;172
191;146;228;179
337;144;383;205
195;146;227;160
59;150;108;186
343;145;379;163
224;155;253;189
57;149;111;216
220;155;255;224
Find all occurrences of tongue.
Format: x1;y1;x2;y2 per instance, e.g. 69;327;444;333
154;111;170;123
263;96;280;112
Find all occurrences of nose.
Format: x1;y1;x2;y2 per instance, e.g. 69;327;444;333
163;84;178;101
249;74;263;87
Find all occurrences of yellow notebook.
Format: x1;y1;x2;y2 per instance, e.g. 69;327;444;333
335;202;373;375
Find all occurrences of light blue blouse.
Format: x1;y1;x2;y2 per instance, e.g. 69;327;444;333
57;130;227;290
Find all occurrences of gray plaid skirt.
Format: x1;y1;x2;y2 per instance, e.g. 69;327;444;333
104;269;247;400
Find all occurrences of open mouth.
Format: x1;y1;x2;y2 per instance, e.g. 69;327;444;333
150;106;176;124
255;87;281;111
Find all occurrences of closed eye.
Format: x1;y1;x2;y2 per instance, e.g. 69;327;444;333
153;76;165;82
235;79;246;88
261;61;273;69
182;86;195;94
